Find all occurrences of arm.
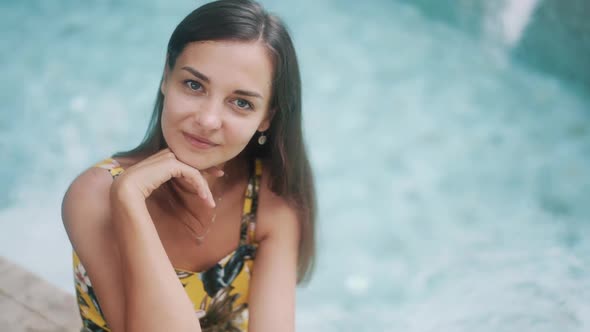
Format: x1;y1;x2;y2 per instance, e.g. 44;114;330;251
63;151;214;332
63;167;201;332
110;184;202;332
247;192;301;332
62;167;127;332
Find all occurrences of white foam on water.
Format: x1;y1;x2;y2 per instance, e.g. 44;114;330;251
499;0;540;46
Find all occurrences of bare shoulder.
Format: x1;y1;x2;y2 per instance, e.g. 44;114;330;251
61;162;116;242
254;165;301;244
61;152;147;241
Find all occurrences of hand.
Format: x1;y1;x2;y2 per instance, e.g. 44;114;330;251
110;148;224;208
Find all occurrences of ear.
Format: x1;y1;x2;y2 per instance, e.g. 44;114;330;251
257;109;273;132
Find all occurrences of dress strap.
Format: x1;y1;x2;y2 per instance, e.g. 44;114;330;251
240;158;262;246
94;158;125;179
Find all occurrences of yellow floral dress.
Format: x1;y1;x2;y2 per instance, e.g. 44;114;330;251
73;157;263;332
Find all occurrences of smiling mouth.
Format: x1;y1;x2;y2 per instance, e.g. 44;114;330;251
183;132;219;149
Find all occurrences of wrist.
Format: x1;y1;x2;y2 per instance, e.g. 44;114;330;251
110;179;146;211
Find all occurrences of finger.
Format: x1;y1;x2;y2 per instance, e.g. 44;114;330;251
144;151;216;207
156;149;222;178
165;155;218;205
129;148;175;171
174;160;215;207
197;169;216;208
149;148;177;164
187;164;209;201
203;166;224;178
144;148;173;162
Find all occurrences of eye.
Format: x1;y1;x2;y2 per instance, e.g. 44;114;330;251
184;80;203;91
233;98;254;110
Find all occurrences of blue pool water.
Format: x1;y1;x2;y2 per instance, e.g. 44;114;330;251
1;0;589;331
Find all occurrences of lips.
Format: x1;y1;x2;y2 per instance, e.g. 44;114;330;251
183;132;219;149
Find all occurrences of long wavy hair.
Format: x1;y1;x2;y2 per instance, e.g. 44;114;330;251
113;0;316;284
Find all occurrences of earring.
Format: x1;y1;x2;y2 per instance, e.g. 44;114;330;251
257;131;267;145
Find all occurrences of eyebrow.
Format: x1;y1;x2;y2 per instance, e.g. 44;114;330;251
181;66;210;83
181;66;264;99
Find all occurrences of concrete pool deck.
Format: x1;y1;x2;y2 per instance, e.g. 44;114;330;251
0;256;80;332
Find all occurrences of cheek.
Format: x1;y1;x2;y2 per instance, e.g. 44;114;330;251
161;94;200;134
160;97;189;142
224;120;256;142
163;90;196;117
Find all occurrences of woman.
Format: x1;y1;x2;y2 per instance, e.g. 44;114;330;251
61;0;316;331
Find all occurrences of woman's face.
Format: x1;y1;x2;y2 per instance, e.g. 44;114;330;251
160;40;273;170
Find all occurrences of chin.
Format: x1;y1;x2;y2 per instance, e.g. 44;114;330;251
168;136;244;170
181;152;220;170
165;143;210;169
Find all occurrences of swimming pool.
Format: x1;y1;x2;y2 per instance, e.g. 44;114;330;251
1;0;589;331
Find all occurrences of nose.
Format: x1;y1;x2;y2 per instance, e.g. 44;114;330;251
194;98;222;131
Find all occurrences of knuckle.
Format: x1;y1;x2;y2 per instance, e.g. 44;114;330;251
163;157;174;166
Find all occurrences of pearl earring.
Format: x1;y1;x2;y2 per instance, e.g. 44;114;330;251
257;131;267;145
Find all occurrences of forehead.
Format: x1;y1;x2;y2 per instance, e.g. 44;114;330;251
174;41;274;97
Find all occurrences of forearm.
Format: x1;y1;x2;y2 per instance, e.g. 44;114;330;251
110;190;201;332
